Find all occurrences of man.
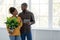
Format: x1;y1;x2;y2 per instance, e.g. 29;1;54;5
18;3;35;40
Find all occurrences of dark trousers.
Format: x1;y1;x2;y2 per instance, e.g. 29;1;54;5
21;31;32;40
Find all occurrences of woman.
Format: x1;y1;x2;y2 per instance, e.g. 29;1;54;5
6;7;22;40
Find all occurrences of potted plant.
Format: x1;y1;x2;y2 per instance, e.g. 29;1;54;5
5;17;19;34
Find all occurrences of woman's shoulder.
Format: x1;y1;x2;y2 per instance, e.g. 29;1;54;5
9;16;21;20
17;16;20;18
17;16;22;21
17;16;21;19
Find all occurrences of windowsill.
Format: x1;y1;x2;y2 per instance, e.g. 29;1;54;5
0;27;60;31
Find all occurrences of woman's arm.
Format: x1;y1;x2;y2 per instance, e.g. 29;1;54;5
6;26;10;33
18;17;23;29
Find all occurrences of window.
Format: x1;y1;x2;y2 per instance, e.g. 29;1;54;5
0;0;49;29
0;0;29;28
53;0;60;29
0;0;60;30
31;0;49;29
0;0;14;28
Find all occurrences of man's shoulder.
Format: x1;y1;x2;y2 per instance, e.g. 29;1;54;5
19;12;23;14
27;10;33;15
19;12;23;16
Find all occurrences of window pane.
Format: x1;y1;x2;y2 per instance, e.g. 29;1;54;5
53;0;60;29
31;0;48;4
39;17;48;29
31;0;49;29
53;0;60;3
31;4;48;16
0;6;8;28
31;0;39;4
31;5;39;16
0;6;7;28
40;4;48;16
15;0;29;5
40;0;48;3
53;17;60;29
3;0;14;5
32;17;48;29
53;3;60;16
0;0;14;28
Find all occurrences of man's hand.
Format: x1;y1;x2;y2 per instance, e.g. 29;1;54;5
26;22;31;25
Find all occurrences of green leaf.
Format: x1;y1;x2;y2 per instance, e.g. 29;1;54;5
5;17;19;29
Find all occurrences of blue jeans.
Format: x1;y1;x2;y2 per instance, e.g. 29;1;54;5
9;35;21;40
21;32;32;40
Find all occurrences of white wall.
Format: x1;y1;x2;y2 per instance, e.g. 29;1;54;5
0;28;60;40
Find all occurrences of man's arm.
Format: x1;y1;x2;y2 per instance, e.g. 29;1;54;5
30;13;35;25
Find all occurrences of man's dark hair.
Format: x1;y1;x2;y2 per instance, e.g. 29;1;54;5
21;3;28;7
9;7;16;14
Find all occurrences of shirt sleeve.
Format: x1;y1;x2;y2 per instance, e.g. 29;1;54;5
30;13;35;25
